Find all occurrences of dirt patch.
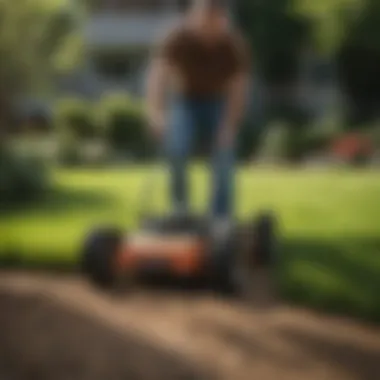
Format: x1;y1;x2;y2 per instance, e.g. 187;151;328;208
0;291;210;380
0;271;380;380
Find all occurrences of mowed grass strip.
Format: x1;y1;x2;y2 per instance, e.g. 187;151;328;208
1;166;380;321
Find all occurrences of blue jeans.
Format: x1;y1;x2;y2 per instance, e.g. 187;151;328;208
165;96;235;219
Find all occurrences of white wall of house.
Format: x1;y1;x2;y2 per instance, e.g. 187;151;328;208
59;1;185;98
84;13;180;49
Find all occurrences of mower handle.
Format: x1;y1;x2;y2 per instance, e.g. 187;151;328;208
136;135;166;223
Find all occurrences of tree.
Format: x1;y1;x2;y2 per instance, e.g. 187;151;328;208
0;0;83;132
235;0;310;86
292;0;380;125
236;0;380;128
336;0;380;125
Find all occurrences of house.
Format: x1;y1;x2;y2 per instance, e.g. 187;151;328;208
58;0;191;98
57;1;340;125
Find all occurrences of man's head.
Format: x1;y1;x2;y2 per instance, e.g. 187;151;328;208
188;0;229;37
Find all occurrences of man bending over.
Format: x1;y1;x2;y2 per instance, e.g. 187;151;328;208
146;0;250;226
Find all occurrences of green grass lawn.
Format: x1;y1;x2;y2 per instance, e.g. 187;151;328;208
1;165;380;321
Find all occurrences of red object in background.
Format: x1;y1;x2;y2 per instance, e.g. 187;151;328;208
331;133;373;160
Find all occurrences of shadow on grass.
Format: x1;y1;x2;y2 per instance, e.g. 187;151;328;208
279;237;380;323
0;256;79;274
0;291;214;380
0;187;116;217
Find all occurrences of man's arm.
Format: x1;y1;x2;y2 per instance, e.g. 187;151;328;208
218;33;250;146
146;56;170;139
220;72;249;138
146;25;180;138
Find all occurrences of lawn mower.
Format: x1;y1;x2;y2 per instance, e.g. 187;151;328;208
80;152;277;297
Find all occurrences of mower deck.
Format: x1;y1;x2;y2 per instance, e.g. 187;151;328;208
116;232;207;278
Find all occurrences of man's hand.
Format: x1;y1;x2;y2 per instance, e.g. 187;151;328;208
217;125;236;149
148;109;166;142
149;119;166;142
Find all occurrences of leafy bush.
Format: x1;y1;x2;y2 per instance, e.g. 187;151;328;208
236;119;262;161
57;129;82;167
55;97;107;166
256;120;312;164
55;98;98;139
256;121;289;163
54;94;150;165
257;122;320;164
299;113;350;163
0;144;50;206
96;93;150;159
367;120;380;150
284;127;310;162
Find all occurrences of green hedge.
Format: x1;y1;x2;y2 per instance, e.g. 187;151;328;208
55;98;98;139
96;93;151;159
55;94;356;164
0;143;50;207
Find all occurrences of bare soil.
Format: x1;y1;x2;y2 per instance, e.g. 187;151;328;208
0;271;380;380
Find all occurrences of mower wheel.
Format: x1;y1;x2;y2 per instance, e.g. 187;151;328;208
209;227;252;298
81;227;123;288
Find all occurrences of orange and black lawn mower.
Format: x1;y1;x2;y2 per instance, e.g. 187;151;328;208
80;153;277;297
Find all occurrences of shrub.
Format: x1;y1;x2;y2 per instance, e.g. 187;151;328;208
55;98;98;139
236;119;262;161
0;145;50;206
57;129;82;167
284;126;310;162
256;121;289;163
367;120;380;150
96;93;150;159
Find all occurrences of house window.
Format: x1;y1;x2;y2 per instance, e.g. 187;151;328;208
93;53;133;80
93;50;146;81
